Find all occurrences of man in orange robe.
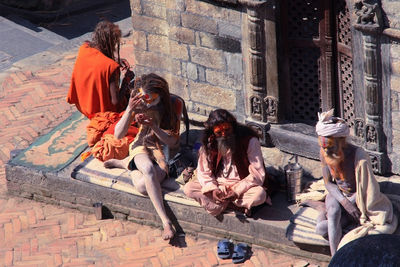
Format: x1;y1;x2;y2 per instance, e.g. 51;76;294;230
67;21;129;119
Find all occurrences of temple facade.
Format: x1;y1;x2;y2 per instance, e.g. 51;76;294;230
129;0;400;175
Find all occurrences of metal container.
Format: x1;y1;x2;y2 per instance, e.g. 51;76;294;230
284;156;303;203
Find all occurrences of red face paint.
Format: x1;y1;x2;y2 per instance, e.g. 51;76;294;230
213;122;233;137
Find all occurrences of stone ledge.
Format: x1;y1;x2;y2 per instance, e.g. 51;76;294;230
5;159;331;263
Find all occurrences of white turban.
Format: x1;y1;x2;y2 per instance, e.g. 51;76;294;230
315;109;349;137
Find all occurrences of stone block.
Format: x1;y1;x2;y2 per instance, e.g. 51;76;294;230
205;69;242;90
134;50;181;74
145;0;166;5
148;34;169;54
393;111;400;130
392;90;399;111
21;183;51;197
169;41;189;61
132;30;147;51
198;65;206;82
189;81;236;110
185;0;241;24
186;62;198;80
165;74;189;99
76;196;92;206
391;75;400;92
390;43;400;59
148;34;189;60
189;102;214;116
132;14;168;36
199;32;241;53
166;0;185;11
107;203;131;215
52;190;77;203
225;52;243;75
391;60;400;76
218;21;242;40
169;26;195;45
130;0;142;15
190;46;225;70
33;194;60;205
181;13;218;34
143;1;167;19
166;9;181;26
392;129;400;150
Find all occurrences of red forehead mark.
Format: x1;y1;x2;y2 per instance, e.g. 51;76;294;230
319;136;334;148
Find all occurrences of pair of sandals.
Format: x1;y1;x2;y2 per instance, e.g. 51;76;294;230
217;239;250;264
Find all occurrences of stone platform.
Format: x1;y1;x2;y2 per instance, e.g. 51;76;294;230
3;111;353;264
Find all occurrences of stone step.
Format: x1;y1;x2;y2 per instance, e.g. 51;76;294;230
5;111;332;263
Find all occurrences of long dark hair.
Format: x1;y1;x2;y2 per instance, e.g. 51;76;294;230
134;73;177;130
89;20;121;63
202;109;259;174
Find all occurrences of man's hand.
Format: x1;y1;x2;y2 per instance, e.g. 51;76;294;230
204;189;225;203
135;113;154;126
128;90;145;113
221;187;238;202
340;198;361;222
120;58;130;71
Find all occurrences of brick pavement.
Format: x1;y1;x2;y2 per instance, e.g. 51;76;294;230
0;34;326;267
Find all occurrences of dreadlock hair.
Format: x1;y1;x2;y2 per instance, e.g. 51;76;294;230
134;73;177;130
90;20;121;63
202;109;259;175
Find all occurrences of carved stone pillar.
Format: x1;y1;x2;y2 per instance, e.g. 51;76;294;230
241;0;276;145
353;0;386;173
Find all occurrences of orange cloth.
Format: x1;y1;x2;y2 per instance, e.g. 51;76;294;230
91;134;130;162
67;42;120;118
84;111;139;161
86;112;121;147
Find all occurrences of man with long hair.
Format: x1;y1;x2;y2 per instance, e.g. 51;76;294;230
315;109;397;255
104;73;180;240
67;20;130;118
184;109;269;217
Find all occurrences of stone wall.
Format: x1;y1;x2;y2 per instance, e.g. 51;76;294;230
129;0;246;121
382;1;400;173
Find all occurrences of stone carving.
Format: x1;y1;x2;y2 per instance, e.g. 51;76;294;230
354;1;378;25
264;96;277;117
370;154;379;173
366;125;377;143
250;96;262;117
354;119;365;139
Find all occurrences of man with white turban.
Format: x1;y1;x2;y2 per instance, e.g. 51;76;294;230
315;109;397;256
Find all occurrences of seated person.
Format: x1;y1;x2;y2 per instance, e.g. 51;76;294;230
315;109;397;256
104;73;180;241
67;20;130;119
184;109;269;217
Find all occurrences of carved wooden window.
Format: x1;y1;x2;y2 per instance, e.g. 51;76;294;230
335;0;355;129
278;0;354;128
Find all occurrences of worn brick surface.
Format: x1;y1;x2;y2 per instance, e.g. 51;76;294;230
0;32;327;266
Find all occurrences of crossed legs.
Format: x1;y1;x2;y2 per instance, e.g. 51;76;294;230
184;180;266;216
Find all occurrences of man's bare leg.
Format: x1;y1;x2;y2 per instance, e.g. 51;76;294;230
104;157;130;169
326;193;342;255
133;154;175;240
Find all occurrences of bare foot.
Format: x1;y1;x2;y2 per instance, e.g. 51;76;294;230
244;208;252;217
162;222;175;240
104;158;128;169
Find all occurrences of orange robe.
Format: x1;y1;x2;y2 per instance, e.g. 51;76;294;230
67;42;120;118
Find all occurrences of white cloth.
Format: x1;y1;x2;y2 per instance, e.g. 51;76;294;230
338;148;398;249
315;109;349;137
